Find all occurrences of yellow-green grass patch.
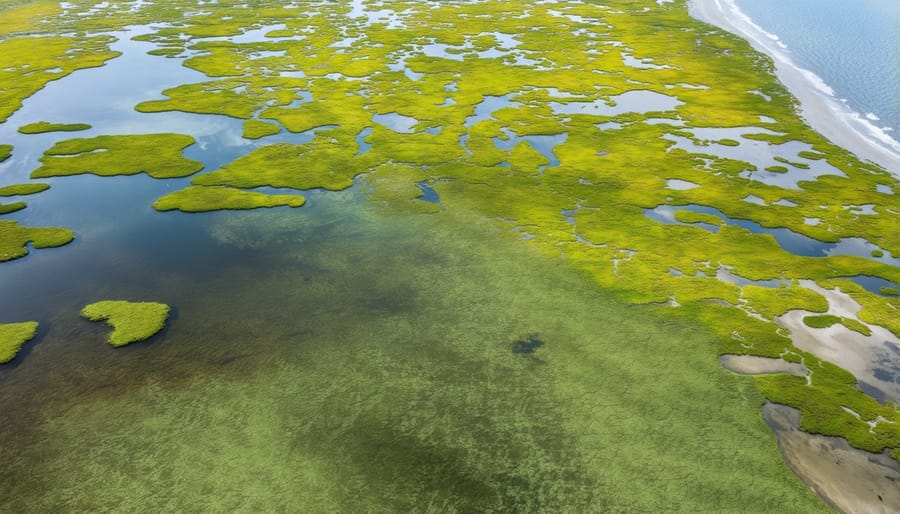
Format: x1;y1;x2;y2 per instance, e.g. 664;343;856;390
0;202;26;214
31;134;203;179
18;121;91;134
0;183;50;196
153;186;305;212
0;219;74;261
0;321;38;364
80;300;170;347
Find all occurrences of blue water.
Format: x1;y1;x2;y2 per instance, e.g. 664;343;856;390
735;0;900;138
643;204;900;268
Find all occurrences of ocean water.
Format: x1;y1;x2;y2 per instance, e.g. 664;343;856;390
734;0;900;161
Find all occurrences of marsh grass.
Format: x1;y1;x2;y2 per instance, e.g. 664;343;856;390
0;202;26;215
18;121;91;134
0;321;38;364
80;301;170;347
153;186;305;212
802;314;841;329
0;220;74;262
0;183;50;197
32;134;202;179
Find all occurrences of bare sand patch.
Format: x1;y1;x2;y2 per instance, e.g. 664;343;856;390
763;403;900;514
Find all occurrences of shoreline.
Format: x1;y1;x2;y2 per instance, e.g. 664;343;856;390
687;0;900;175
762;402;900;513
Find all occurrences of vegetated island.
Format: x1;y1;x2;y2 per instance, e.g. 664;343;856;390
0;144;11;162
0;202;26;214
0;183;50;214
80;300;171;347
0;321;39;364
152;185;305;212
0;182;51;197
18;121;91;134
0;219;74;261
30;133;203;179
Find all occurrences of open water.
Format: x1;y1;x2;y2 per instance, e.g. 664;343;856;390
734;0;900;166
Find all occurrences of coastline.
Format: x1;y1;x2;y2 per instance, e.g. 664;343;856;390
687;0;900;175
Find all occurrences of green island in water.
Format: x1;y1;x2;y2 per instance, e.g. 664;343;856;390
0;0;898;511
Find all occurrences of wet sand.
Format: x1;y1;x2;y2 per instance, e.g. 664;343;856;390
719;354;806;377
763;403;900;514
776;280;900;404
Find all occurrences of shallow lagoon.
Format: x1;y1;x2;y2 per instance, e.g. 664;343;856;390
0;0;898;510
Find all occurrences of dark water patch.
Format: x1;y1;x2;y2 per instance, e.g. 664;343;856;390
836;275;900;297
856;381;890;405
511;334;543;354
492;128;567;172
355;126;373;156
415;181;440;203
644;204;900;266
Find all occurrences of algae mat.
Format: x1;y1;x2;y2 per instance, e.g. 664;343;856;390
0;198;824;511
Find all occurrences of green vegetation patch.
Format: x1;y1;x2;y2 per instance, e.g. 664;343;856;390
0;220;74;261
881;287;900;296
0;144;11;162
153;186;305;212
674;209;722;227
0;183;50;196
80;301;170;347
0;321;38;364
0;202;26;215
242;119;281;139
192;137;371;191
765;165;789;173
18;121;91;134
31;134;203;179
802;314;842;329
841;317;872;337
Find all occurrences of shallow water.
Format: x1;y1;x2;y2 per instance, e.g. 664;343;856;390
735;0;899;141
0;0;894;509
0;187;812;510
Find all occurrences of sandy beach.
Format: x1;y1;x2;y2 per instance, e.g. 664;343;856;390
688;0;900;175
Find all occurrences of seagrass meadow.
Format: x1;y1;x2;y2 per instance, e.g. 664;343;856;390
0;0;898;510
